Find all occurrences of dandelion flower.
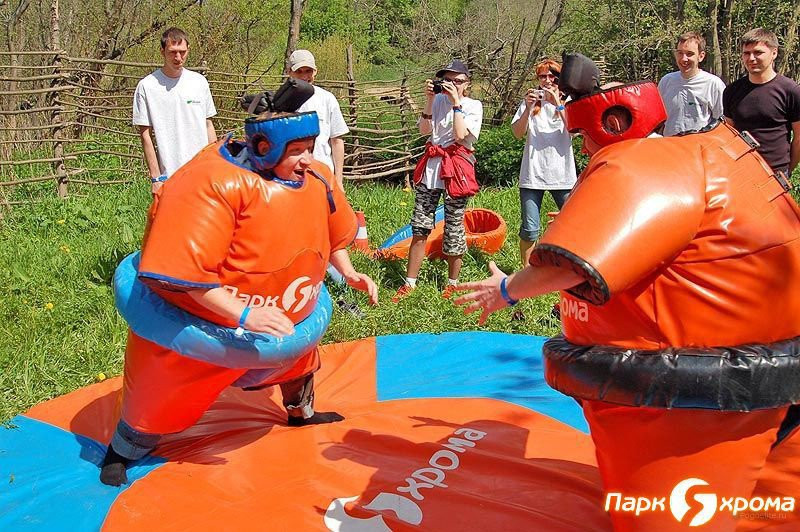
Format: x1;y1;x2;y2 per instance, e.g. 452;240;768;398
59;245;71;254
96;372;107;382
56;219;66;225
44;302;54;310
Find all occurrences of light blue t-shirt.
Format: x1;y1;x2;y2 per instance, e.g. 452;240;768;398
658;70;726;136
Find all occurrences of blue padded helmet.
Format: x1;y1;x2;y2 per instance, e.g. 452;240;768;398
244;111;320;171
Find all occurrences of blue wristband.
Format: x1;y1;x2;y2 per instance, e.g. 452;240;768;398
557;104;565;111
453;108;465;114
150;175;167;183
500;277;518;306
238;306;252;328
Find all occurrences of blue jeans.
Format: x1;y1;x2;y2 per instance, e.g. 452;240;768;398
519;188;571;241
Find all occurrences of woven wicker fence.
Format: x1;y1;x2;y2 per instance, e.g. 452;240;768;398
0;50;432;206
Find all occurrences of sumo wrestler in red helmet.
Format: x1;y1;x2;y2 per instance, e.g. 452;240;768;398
456;53;800;531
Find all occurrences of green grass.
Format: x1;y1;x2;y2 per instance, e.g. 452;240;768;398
0;180;562;422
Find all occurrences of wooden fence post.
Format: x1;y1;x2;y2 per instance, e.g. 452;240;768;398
346;44;359;177
400;71;411;189
50;0;68;198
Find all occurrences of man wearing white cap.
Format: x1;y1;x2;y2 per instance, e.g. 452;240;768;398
287;49;350;189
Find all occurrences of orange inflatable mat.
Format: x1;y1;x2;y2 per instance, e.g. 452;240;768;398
0;332;609;531
378;207;507;260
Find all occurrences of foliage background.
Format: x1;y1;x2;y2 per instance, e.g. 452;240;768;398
4;0;798;102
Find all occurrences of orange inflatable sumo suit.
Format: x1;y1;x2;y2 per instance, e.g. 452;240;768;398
533;122;800;531
122;138;356;436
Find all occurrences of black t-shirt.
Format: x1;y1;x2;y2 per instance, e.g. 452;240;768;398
723;74;800;171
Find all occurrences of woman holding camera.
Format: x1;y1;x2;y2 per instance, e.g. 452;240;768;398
511;59;576;266
392;59;483;302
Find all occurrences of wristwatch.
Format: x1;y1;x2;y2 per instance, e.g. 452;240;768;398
452;105;464;114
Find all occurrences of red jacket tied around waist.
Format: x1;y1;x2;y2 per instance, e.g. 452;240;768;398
413;141;479;198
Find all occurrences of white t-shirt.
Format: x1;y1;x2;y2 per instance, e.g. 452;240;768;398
513;100;576;190
658;70;726;136
296;86;350;173
419;94;483;190
132;68;217;177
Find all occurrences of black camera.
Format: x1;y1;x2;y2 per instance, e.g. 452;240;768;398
432;79;444;94
239;78;315;114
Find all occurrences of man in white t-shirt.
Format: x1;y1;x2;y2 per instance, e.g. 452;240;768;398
132;27;217;195
287;50;350;189
658;32;726;136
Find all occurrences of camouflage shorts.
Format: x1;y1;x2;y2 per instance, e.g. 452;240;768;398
411;183;468;256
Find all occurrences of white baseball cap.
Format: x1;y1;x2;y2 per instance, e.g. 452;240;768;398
289;49;317;71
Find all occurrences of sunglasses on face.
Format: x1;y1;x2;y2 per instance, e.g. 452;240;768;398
538;73;557;80
444;78;469;85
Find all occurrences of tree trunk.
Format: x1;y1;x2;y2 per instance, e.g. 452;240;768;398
720;0;735;82
705;0;722;78
676;0;685;23
284;0;304;75
780;1;800;79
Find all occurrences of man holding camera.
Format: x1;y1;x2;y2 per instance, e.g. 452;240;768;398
511;59;575;268
393;59;483;302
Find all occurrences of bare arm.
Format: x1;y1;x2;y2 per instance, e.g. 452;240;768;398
441;81;470;141
330;136;345;190
452;106;469;141
138;125;160;178
329;248;378;304
454;261;584;324
419;79;435;136
187;287;295;336
511;92;534;139
790;121;800;174
206;119;217;143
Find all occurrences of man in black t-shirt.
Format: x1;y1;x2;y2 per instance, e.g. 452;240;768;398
723;28;800;176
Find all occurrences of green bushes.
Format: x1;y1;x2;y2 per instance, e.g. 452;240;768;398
474;126;589;186
474;126;524;187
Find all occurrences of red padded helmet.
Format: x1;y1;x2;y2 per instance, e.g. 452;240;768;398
565;81;666;148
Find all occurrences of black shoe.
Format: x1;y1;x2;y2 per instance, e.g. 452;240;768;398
336;298;365;318
100;445;130;487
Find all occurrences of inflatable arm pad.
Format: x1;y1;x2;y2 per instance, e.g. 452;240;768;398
113;252;332;369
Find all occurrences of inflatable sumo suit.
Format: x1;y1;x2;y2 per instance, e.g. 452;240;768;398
534;75;800;531
110;112;357;459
